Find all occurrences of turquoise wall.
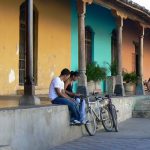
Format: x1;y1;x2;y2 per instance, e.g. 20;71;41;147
71;0;116;91
71;0;79;71
86;4;116;66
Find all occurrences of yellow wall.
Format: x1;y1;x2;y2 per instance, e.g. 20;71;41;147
0;0;71;95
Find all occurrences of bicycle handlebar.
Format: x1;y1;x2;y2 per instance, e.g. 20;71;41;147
75;94;111;103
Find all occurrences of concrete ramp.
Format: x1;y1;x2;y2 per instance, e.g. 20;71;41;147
133;99;150;118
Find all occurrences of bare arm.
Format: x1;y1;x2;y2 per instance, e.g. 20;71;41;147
65;88;82;98
55;88;74;101
65;90;76;97
64;79;82;97
64;79;70;91
64;80;75;97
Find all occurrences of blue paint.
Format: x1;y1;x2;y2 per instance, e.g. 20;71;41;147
71;0;79;71
71;0;116;92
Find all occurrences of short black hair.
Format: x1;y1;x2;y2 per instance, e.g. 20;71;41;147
70;71;80;77
60;68;70;76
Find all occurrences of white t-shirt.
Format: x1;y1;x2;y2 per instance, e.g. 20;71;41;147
49;77;64;100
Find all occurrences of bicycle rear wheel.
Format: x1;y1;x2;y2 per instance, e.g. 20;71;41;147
110;104;118;132
85;109;96;136
100;107;113;132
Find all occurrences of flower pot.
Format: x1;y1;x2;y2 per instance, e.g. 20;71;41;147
106;76;116;94
124;83;136;94
87;81;95;93
87;80;101;94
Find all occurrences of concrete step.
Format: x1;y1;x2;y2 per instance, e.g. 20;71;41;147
132;110;150;118
134;100;150;111
0;146;11;150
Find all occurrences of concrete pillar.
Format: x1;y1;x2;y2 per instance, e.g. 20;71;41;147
136;26;145;95
77;0;88;96
114;17;125;96
20;0;40;105
117;17;123;75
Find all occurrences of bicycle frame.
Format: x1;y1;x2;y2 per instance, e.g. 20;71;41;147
86;96;107;123
84;94;116;135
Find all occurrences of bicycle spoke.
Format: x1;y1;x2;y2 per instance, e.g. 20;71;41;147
85;110;96;136
100;107;113;132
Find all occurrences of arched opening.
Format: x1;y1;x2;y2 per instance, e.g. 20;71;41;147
19;2;38;85
85;26;94;65
133;41;139;75
111;29;117;63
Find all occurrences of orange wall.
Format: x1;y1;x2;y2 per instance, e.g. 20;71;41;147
122;19;150;80
0;0;71;95
122;19;138;73
143;33;150;80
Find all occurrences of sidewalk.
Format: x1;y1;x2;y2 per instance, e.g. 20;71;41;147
50;118;150;150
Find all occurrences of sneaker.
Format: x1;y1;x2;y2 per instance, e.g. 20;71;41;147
70;120;81;126
74;120;81;123
81;120;90;125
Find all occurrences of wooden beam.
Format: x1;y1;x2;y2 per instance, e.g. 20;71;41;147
94;0;150;25
82;0;93;4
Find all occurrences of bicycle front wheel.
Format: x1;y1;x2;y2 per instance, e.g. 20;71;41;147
85;109;96;136
100;107;113;132
110;104;118;132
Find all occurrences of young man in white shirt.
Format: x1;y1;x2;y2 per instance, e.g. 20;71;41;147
49;68;81;124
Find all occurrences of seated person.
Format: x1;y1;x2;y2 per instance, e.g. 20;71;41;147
64;71;86;123
144;78;150;92
49;68;81;124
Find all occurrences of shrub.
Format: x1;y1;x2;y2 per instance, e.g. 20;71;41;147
123;71;138;84
105;60;118;76
86;62;107;82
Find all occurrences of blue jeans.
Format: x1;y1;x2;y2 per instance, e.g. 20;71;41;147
75;98;86;122
52;97;80;121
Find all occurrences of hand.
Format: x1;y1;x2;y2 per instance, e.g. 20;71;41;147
69;98;75;102
75;93;82;97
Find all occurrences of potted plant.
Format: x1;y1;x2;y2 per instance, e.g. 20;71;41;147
86;62;107;93
107;60;118;76
123;71;138;93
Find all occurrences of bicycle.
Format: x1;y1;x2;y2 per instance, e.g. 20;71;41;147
83;94;118;136
105;94;118;132
82;95;113;136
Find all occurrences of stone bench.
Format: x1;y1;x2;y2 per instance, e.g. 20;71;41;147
0;105;83;150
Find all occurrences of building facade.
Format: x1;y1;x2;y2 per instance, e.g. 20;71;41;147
0;0;150;96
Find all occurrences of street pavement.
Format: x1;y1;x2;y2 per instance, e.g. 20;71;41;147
50;118;150;150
